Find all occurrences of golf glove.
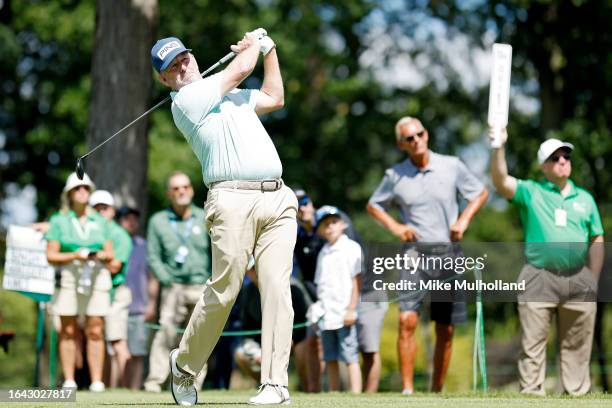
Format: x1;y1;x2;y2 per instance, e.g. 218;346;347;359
259;36;275;56
247;28;267;40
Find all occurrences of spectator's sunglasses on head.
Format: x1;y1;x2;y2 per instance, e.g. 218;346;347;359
298;195;310;207
399;130;426;143
548;153;571;163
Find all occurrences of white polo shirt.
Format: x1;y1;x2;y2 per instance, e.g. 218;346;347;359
170;73;283;187
314;234;362;330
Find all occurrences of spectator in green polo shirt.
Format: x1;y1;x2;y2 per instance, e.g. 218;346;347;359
89;190;133;389
46;172;115;392
144;171;212;393
490;127;604;396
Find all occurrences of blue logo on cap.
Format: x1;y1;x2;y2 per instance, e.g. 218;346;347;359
151;37;191;72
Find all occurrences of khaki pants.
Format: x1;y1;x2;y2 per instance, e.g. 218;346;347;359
144;283;205;389
518;264;597;396
176;185;297;387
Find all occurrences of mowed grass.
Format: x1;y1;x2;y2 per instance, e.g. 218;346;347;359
10;389;612;408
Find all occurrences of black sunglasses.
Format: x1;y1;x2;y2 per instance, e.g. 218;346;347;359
548;154;571;163
399;130;425;143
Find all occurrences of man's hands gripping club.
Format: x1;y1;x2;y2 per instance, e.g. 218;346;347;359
220;28;283;114
230;28;276;56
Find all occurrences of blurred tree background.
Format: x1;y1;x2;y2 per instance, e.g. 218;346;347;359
0;0;610;391
1;0;610;231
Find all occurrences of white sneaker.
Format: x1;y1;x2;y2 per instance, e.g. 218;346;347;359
401;388;413;395
62;379;77;389
169;348;197;406
248;384;291;405
144;382;162;393
89;381;105;392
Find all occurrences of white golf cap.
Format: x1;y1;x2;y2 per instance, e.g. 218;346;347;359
537;138;574;165
89;190;115;207
63;172;95;193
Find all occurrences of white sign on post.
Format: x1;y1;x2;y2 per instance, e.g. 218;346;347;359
3;225;55;295
487;43;513;148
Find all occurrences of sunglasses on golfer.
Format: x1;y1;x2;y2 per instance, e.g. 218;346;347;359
548;154;571;163
399;130;426;143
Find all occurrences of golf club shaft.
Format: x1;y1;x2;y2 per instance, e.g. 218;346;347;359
79;51;236;161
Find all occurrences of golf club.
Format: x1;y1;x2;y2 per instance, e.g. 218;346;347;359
75;51;236;180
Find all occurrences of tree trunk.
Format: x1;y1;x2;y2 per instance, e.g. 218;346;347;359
87;0;158;218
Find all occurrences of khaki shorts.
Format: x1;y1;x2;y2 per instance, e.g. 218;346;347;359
51;262;112;317
357;301;388;353
105;285;132;341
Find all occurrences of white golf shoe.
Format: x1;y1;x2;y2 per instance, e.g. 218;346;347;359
89;381;105;392
62;379;77;389
169;348;197;406
248;384;291;405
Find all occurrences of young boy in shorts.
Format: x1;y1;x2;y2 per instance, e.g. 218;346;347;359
310;205;362;393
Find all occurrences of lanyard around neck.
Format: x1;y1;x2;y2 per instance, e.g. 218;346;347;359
168;210;194;245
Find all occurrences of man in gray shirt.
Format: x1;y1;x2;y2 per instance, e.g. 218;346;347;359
367;116;488;394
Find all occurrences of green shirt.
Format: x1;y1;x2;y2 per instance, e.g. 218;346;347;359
146;205;211;286
511;178;604;269
46;210;111;253
109;221;133;287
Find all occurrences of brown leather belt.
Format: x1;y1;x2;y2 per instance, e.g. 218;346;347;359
210;179;283;192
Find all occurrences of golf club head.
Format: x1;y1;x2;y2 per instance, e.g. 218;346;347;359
75;158;85;180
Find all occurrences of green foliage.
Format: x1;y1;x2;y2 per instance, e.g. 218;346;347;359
0;281;37;387
420;0;612;201
147;109;207;210
3;0;610;220
1;0;94;215
464;207;523;242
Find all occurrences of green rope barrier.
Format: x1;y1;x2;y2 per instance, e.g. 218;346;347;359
473;312;479;391
477;298;488;391
144;321;310;337
33;302;45;387
44;263;491;388
49;324;57;388
142;277;443;337
142;269;482;340
472;268;488;392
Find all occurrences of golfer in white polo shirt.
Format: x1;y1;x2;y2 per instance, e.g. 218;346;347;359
150;30;296;405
